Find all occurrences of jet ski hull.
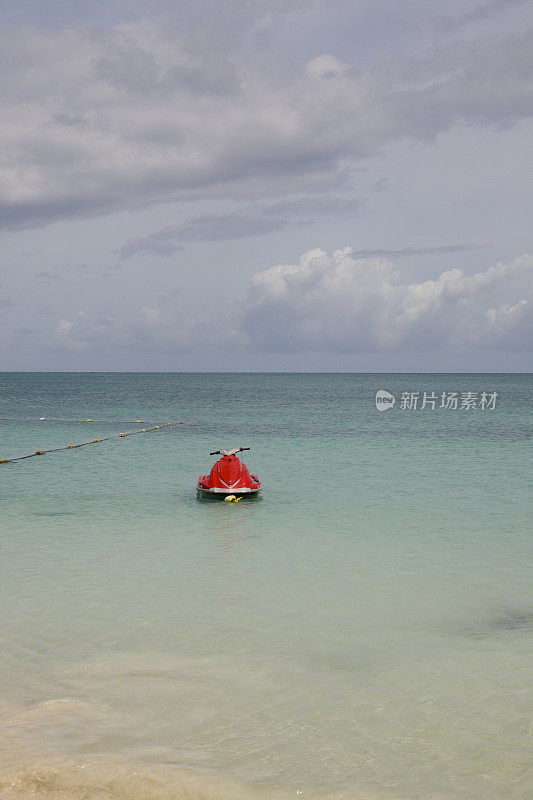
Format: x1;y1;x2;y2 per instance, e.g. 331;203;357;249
196;484;260;498
197;449;261;497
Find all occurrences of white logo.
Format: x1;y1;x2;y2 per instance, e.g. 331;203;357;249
375;390;395;411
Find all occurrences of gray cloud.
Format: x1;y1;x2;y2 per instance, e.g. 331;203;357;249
158;212;293;242
33;304;58;316
352;245;479;259
434;0;527;32
34;271;60;280
373;178;389;192
118;230;186;260
264;196;359;219
117;196;359;259
1;21;532;231
33;263;88;279
117;214;292;260
382;34;533;155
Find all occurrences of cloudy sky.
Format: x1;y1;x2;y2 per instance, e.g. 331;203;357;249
1;0;532;371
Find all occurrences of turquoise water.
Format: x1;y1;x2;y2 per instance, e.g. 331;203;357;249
0;373;531;800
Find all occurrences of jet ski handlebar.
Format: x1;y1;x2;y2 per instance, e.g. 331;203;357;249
210;447;250;456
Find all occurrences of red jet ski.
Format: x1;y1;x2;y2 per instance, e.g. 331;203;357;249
197;447;261;498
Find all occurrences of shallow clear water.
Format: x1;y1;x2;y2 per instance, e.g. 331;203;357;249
0;373;531;800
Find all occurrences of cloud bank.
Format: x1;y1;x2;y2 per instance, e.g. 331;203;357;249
51;250;532;355
2;22;533;230
242;249;532;352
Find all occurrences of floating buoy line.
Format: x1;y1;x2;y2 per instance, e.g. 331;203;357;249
0;420;184;464
0;417;175;423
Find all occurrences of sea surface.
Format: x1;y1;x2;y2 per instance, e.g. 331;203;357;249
0;373;531;800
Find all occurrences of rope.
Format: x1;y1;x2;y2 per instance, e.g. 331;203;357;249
0;422;183;464
0;417;174;423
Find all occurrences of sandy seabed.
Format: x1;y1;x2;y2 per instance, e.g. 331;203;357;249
0;755;388;800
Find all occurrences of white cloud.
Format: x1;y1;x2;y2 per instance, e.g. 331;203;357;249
470;298;530;348
48;251;532;355
50;298;236;355
241;249;532;352
305;54;349;78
